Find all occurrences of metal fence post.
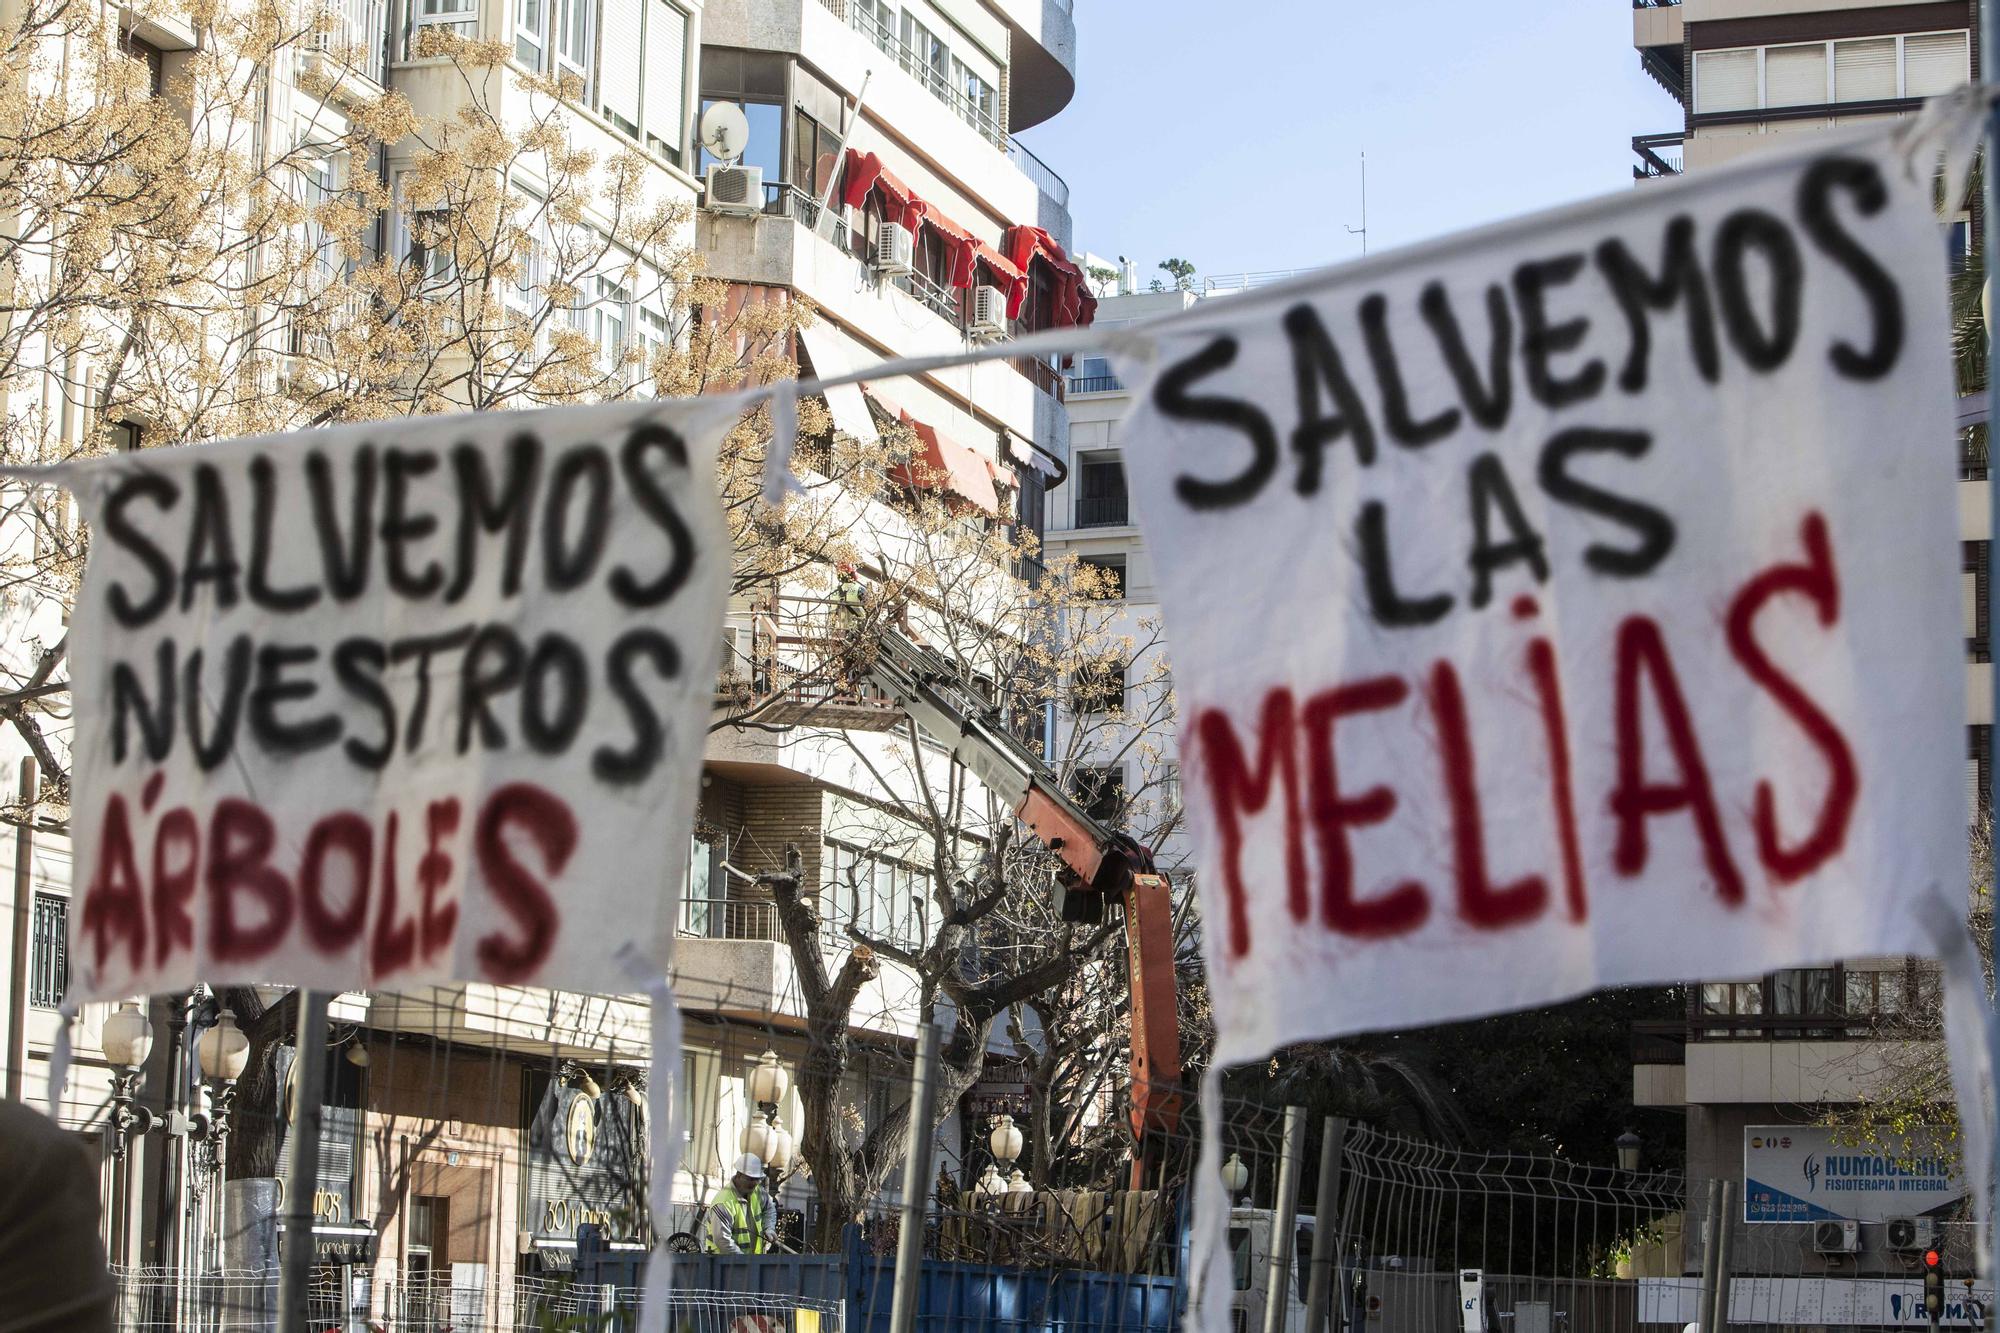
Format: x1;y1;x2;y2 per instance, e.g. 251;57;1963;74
887;1022;942;1333
276;991;330;1333
1262;1105;1308;1333
1704;1180;1738;1333
1985;0;2000;1279
1303;1116;1348;1333
1694;1179;1724;1333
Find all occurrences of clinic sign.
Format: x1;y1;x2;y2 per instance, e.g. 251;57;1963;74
1743;1126;1962;1223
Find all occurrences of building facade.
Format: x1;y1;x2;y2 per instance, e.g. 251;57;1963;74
1628;0;1979;1277
0;0;1088;1319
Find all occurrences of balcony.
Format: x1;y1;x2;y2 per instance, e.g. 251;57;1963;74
837;1;1007;149
1633;132;1683;180
762;181;852;249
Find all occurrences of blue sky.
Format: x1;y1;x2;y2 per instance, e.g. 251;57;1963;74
1018;1;1683;282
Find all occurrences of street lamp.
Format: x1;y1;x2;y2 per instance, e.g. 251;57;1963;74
1616;1129;1643;1174
988;1114;1023;1172
1220;1152;1250;1202
741;1051;795;1180
101;1002;156;1159
191;1008;249;1163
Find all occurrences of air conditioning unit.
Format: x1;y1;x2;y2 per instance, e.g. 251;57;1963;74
1813;1219;1861;1254
1887;1216;1938;1252
873;221;914;276
704;164;763;215
969;284;1009;340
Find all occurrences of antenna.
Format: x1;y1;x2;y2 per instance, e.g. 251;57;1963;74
699;102;751;164
1345;151;1367;256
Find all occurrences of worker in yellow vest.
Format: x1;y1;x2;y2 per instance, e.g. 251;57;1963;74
705;1153;778;1255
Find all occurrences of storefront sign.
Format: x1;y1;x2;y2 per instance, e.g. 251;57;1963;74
1743;1124;1963;1222
1640;1275;1991;1326
524;1079;647;1242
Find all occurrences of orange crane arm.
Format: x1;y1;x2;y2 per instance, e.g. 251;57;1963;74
867;630;1184;1186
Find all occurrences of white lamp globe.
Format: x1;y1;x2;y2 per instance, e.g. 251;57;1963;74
765;1119;796;1175
747;1051;790;1107
742;1118;778;1165
1221;1152;1251;1197
101;1001;154;1071
196;1008;251;1082
988;1114;1023;1168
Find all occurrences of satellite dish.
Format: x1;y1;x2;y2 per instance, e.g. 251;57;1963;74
700;102;751;164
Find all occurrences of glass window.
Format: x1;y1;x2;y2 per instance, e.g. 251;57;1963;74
1077;453;1128;527
1694;49;1757;113
29;895;65;1009
1833;37;1897;102
1904;32;1969;98
1763;43;1827;108
642;0;689;164
682;832;712;935
119;30;164;97
1078;553;1126;600
1229;1228;1253;1290
554;0;592;81
515;0;544;66
412;0;478;52
698;98;784;184
594;275;630;369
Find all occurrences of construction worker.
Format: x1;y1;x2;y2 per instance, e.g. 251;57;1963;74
832;561;867;627
705;1153;778;1255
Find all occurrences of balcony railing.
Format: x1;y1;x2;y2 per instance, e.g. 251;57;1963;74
1632;0;1681;8
1632;132;1683;180
763;181;852;249
1066;373;1121;395
1005;138;1070;212
1076;493;1129;527
677;895;783;942
847;6;1008;148
896;267;966;327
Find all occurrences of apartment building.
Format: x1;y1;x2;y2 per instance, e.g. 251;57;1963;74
682;0;1090;1221
1628;0;1979;1276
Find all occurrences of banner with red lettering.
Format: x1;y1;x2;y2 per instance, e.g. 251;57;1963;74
56;399;730;1001
1115;130;1967;1066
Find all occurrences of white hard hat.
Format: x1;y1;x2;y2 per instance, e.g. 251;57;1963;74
732;1152;767;1179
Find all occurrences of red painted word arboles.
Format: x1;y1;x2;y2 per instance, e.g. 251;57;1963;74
78;775;574;986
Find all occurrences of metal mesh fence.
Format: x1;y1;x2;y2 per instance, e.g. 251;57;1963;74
34;972;1997;1332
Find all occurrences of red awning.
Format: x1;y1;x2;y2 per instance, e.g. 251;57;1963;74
869;390;999;514
1003;226;1097;328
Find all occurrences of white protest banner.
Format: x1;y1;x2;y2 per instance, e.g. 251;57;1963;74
54;399;729;1002
1115;124;1966;1066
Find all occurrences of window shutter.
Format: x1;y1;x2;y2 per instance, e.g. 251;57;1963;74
643;0;688;159
599;0;641;131
1833;38;1897;101
1904;31;1969;98
1763;44;1826;107
1694;49;1758;113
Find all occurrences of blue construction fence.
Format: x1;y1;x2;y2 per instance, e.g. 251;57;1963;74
576;1216;1185;1333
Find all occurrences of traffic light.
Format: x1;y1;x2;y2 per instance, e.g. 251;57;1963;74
1924;1249;1946;1320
